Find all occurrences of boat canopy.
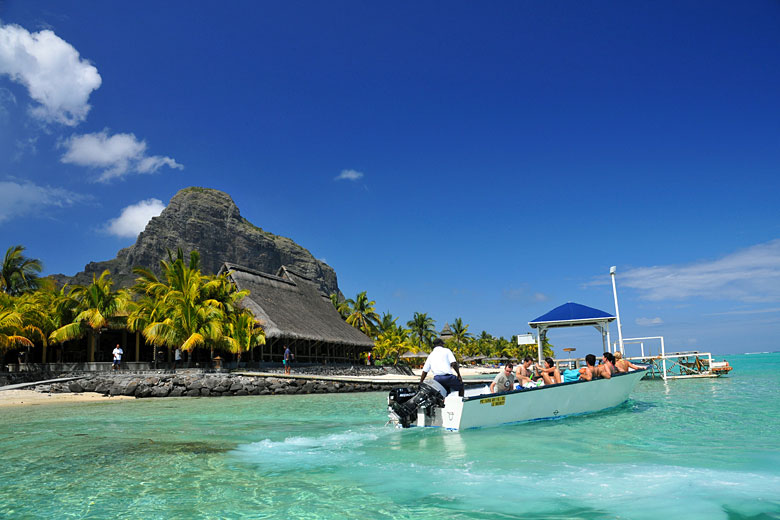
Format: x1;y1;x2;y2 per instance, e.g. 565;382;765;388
528;302;616;362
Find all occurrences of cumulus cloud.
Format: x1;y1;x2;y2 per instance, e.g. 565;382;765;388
635;317;663;326
335;169;364;181
104;198;165;238
0;180;87;223
0;23;101;125
60;130;183;181
618;239;780;302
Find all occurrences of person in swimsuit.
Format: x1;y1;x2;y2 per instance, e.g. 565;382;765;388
515;356;535;386
562;353;598;382
535;357;562;385
598;352;616;379
614;352;642;372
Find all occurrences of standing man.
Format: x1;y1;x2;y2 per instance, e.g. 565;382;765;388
112;344;123;371
283;345;293;375
419;338;464;396
491;363;515;393
174;347;182;372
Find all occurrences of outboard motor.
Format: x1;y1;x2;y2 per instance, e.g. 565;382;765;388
388;380;447;428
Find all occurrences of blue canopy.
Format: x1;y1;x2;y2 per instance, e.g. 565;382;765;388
529;302;615;329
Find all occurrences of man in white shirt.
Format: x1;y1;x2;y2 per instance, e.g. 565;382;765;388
419;338;464;396
112;344;123;371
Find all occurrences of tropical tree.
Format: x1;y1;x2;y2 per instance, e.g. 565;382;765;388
373;326;418;365
340;291;380;338
451;317;472;345
378;312;398;334
0;309;35;352
407;312;436;350
225;311;266;363
329;293;349;319
131;249;228;355
1;245;43;295
49;270;130;361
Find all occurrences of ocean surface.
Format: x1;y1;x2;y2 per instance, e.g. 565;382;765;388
1;353;778;519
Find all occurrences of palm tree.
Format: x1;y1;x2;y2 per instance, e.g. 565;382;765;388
379;312;398;334
329;293;349;319
373;326;418;366
342;291;380;338
451;317;472;345
1;245;43;295
132;249;228;356
0;309;35;351
225;311;266;364
407;312;436;350
49;270;130;362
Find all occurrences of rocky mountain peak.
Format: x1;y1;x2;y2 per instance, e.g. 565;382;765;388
57;187;339;295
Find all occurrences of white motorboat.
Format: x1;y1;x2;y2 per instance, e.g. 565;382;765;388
387;366;648;430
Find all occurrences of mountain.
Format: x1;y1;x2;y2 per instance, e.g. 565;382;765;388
53;187;339;295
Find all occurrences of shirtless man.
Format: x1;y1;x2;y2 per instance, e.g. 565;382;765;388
614;352;642;373
515;356;535;386
535;357;562;385
562;353;598;382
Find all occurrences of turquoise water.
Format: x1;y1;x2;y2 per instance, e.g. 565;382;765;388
1;353;778;519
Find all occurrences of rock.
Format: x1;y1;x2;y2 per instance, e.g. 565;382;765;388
229;382;244;392
81;379;97;392
200;388;211;396
68;381;84;393
186;380;203;391
151;386;170;398
234;389;248;396
185;388;201;397
136;386;152;398
52;187;340;296
169;387;184;397
124;381;139;396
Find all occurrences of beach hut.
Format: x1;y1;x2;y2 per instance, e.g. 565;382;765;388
400;351;428;368
221;263;375;364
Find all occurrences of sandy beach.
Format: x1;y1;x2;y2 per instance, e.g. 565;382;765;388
0;390;134;408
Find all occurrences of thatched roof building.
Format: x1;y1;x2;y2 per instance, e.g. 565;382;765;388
221;263;374;363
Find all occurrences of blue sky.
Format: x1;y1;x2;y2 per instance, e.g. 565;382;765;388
1;1;779;355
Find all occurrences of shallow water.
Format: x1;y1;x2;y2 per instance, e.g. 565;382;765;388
1;353;778;519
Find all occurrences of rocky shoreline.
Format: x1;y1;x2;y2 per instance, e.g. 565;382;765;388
2;365;413;399
39;373;400;398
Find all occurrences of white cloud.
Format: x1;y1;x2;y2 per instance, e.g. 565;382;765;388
104;198;165;238
635;317;663;326
0;180;86;223
619;239;780;302
0;23;101;126
335;169;364;181
60;130;183;181
706;307;780;317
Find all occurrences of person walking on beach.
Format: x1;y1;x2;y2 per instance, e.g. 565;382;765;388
419;337;464;396
112;344;123;371
174;347;182;372
283;345;293;375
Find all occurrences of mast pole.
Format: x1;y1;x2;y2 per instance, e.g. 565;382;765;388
610;266;625;354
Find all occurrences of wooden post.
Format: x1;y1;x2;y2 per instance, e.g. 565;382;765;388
88;333;95;363
42;343;47;364
135;331;140;362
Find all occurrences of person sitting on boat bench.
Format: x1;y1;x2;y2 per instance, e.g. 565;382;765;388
562;353;598;382
491;363;515;393
515;356;535;386
614;352;641;373
419;337;465;397
535;357;562;385
600;352;617;378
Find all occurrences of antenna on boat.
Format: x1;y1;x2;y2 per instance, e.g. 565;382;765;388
610;266;625;354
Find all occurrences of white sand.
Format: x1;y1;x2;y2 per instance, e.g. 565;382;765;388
0;390;133;408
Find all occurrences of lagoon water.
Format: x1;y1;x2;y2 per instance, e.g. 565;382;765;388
1;353;778;519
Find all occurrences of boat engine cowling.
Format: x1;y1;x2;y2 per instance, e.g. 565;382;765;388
388;380;447;428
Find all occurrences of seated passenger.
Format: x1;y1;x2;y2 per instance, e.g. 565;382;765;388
562;353;598;382
490;363;516;393
515;356;535;386
535;357;562;385
598;352;616;379
614;352;642;372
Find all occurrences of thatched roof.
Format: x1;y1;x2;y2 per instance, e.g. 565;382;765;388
221;263;374;348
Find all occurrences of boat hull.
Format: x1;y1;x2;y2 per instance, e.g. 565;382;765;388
414;368;647;430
